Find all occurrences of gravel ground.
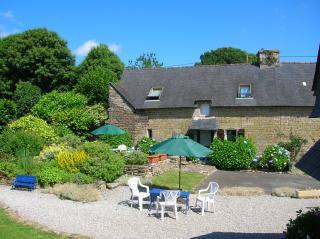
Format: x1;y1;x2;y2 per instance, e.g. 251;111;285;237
0;185;319;239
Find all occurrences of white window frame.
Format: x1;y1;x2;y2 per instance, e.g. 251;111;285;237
146;87;163;101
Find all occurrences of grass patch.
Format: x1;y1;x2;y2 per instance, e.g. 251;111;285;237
271;187;297;197
0;207;64;239
152;170;206;193
44;183;101;202
219;186;265;196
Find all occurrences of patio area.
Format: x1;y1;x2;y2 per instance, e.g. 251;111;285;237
0;185;319;239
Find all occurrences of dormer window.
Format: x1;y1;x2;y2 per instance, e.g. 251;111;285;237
199;103;210;117
238;84;252;98
146;87;163;101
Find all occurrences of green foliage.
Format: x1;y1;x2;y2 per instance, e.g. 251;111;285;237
0;28;76;96
258;144;291;172
124;151;148;165
278;135;308;161
77;44;124;80
13;82;41;117
0;160;18;178
32;91;106;135
78;142;125;182
137;137;158;154
75;67;117;104
36;161;72;186
55;134;84;148
9;115;57;142
0;99;16;129
56;149;87;173
210;137;257;170
197;47;257;65
286;208;320;239
0;129;45;157
71;172;94;184
16;149;37;175
128;53;163;69
99;132;133;148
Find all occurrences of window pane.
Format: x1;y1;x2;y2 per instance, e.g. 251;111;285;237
200;104;210;116
227;130;237;141
239;85;251;98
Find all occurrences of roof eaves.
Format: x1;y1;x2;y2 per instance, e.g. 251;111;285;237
312;45;320;92
109;83;136;110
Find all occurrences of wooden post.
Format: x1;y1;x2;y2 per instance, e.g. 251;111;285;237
179;155;182;190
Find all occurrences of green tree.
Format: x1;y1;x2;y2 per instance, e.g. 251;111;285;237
75;67;117;105
0;28;76;96
77;44;124;80
197;47;257;65
13;82;41;117
0;99;16;129
128;53;163;69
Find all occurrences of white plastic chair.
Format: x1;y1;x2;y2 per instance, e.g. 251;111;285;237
156;190;180;221
128;177;150;211
118;144;127;152
195;182;219;216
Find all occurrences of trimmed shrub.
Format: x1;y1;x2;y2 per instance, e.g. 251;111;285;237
56;149;87;173
71;172;95;184
124;151;148;165
13;82;41;117
99;131;133;148
137;137;158;154
210;137;256;170
9;115;57;142
0;99;16;129
286;207;320;239
36;162;72;186
75;67;117;104
258;144;291;172
0;129;45;157
0;160;18;178
78;141;125;182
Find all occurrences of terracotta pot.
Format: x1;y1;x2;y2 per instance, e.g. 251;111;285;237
148;155;160;164
159;154;167;161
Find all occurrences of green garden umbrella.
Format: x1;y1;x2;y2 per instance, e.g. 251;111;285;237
91;124;126;136
149;134;212;189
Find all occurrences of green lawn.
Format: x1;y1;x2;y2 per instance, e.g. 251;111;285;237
0;207;65;239
152;170;206;193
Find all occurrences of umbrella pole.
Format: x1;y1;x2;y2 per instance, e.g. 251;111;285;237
179;156;181;190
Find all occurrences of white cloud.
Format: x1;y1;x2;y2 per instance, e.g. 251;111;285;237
0;10;14;19
108;43;121;53
75;40;99;56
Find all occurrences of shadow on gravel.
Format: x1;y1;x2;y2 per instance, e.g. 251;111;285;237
191;232;284;239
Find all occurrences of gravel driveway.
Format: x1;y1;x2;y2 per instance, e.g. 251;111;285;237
0;185;319;239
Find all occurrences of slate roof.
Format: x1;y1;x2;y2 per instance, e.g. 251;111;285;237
112;63;316;109
312;46;320;94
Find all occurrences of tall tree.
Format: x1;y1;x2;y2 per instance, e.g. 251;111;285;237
77;44;124;80
128;53;163;69
0;28;76;97
197;47;257;65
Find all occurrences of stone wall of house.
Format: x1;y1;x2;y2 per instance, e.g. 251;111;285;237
109;87;320;154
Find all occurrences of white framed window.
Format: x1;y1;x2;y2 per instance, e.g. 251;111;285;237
199;103;210;117
146;87;163;101
238;84;252;98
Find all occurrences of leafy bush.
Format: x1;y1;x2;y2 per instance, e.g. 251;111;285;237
36;144;67;161
99;132;133;148
13;82;41;117
286;207;320;239
47;183;101;202
32;91;106;135
78;142;125;182
278;135;308;161
0;99;16;129
55;134;84;148
137;137;158;154
56;149;87;173
0;129;45;157
0;160;18;178
75;67;117;104
258;144;291;172
36;162;72;186
9;115;57;142
71;172;94;184
210;137;256;170
124;151;148;165
16;149;37;175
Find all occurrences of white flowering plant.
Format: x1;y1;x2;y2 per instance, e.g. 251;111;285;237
137;137;158;154
258;144;291;171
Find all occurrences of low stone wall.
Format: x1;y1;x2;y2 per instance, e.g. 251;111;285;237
124;165;151;176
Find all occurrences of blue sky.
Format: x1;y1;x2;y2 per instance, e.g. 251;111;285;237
0;0;319;66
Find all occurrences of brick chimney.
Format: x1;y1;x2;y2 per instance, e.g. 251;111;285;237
258;49;280;68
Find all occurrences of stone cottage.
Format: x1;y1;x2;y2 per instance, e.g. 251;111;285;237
108;49;320;153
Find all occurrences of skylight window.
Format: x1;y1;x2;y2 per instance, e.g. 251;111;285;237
238;84;252;98
146;87;163;101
